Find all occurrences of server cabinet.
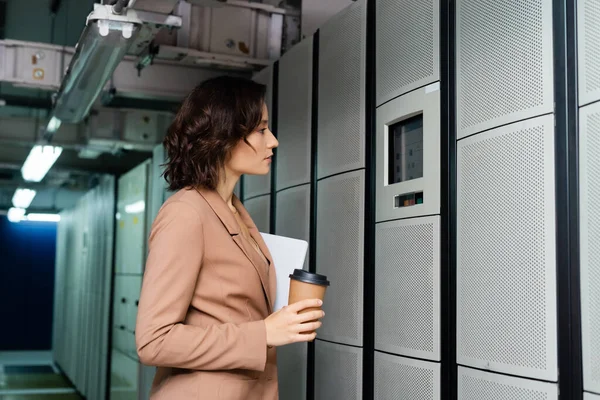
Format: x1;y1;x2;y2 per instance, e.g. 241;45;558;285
314;340;363;400
243;194;270;233
111;161;151;400
375;85;440;222
456;115;558;381
375;0;439;106
276;184;310;267
579;101;600;395
458;366;557;399
276;37;313;191
456;0;554;139
115;162;149;275
316;170;365;346
317;0;366;179
244;65;274;200
375;216;440;361
578;0;600;107
374;352;440;400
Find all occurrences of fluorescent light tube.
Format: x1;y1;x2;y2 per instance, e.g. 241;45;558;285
46;116;62;133
21;145;63;182
52;5;142;123
25;213;61;222
7;207;26;223
124;200;145;214
12;188;37;209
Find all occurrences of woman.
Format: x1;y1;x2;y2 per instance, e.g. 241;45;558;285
135;76;324;400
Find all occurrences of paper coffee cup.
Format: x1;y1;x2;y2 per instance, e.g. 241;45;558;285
288;269;330;335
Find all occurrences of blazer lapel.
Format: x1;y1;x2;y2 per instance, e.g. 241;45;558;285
195;187;274;311
233;196;275;311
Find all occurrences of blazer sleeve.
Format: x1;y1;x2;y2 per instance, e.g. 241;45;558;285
135;201;268;371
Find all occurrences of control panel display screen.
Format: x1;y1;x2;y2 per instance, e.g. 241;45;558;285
388;114;423;184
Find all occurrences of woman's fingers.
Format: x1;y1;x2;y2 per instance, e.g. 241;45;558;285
295;331;318;343
296;310;325;323
287;298;322;313
294;321;321;333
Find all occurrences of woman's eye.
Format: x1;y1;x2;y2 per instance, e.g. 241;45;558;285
260;129;266;134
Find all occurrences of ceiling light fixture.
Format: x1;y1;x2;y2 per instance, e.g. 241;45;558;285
49;4;143;126
21;145;63;182
7;207;26;223
25;213;61;222
12;188;37;209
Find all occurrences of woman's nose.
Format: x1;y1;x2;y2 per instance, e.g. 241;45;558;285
268;130;279;149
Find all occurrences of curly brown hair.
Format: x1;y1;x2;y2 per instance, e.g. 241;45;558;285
162;75;266;191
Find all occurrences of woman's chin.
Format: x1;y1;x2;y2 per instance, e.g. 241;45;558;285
243;168;270;176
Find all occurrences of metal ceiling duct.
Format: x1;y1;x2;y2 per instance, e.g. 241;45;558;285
50;4;143;127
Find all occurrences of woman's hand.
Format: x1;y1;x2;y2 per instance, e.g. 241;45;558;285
264;299;325;347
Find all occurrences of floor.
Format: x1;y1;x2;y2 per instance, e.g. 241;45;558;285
0;351;82;400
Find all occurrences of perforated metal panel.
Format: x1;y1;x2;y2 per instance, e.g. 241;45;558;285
375;0;439;105
243;194;270;233
374;352;440;400
276;38;312;190
317;0;366;179
302;0;355;36
456;0;553;139
456;115;558;381
253;65;273;124
580;101;600;394
243;174;271;201
277;343;307;400
316;170;365;346
245;65;274;199
375;216;440;361
458;367;558;400
578;0;600;106
275;184;310;242
314;340;362;400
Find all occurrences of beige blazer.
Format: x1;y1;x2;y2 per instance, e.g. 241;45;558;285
135;187;278;400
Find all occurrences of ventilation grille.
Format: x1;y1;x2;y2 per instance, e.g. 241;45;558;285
314;340;362;400
243;194;270;233
375;0;438;105
253;66;273;129
458;367;558;400
244;65;274;199
580;102;600;394
456;115;557;381
318;0;366;178
277;38;312;190
277;343;307;400
579;0;600;105
316;170;365;346
244;173;271;200
456;0;553;138
275;184;310;242
374;352;440;400
375;217;440;361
